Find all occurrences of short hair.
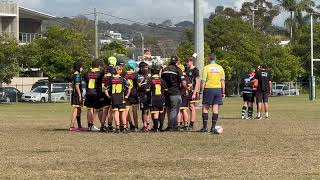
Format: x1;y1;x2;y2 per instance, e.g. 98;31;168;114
73;62;82;72
208;54;216;61
261;64;267;69
92;59;101;68
170;56;179;65
139;61;149;69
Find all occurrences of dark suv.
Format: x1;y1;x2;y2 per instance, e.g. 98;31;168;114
0;87;23;103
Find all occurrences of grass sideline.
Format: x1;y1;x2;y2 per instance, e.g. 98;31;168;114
0;96;319;179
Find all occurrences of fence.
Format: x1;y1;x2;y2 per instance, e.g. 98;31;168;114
1;82;72;103
226;81;312;97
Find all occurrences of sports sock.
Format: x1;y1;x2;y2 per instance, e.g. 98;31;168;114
88;123;93;128
108;122;112;127
152;118;159;129
265;112;269;118
76;116;82;128
212;113;218;129
257;112;261;118
241;106;247;117
189;121;194;128
159;113;165;130
248;107;253;117
202;113;208;129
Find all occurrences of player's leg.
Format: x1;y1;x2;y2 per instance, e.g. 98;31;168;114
69;107;78;130
189;102;196;130
159;107;166;132
87;108;94;131
132;104;139;130
76;107;82;128
255;93;263;119
177;110;182;129
151;111;160;132
182;108;189;130
263;93;270;119
201;88;212;132
113;108;120;133
242;94;248;119
120;105;129;132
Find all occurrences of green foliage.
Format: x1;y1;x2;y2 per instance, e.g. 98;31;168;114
0;35;20;84
101;40;127;59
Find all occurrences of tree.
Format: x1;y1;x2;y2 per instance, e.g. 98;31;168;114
240;0;281;32
30;26;91;102
0;35;20;84
177;30;211;65
101;40;127;61
277;0;315;39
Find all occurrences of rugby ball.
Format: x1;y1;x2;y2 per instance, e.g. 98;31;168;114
214;126;224;134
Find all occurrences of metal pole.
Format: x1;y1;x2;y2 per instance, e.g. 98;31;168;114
252;10;255;27
194;0;204;78
94;8;99;59
140;32;144;56
310;14;316;100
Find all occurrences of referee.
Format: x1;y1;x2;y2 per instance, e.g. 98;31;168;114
200;54;225;134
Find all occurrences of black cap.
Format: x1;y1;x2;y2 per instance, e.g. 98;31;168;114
170;56;179;65
116;60;125;66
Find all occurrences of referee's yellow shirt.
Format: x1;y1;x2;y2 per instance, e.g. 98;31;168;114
201;62;225;89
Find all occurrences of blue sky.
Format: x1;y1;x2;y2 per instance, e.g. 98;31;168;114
17;0;320;26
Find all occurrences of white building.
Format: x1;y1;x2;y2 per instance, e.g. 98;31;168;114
0;2;55;44
109;31;122;40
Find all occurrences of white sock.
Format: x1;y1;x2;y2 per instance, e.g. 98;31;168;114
265;112;269;117
257;112;261;117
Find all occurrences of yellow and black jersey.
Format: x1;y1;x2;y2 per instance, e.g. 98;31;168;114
105;75;130;105
150;75;167;106
83;68;104;97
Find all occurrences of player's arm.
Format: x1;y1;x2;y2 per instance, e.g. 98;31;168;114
105;78;111;97
221;68;226;98
124;79;132;98
194;69;201;97
200;67;207;94
178;69;187;89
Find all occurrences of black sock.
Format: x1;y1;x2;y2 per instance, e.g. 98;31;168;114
159;113;165;130
190;121;194;127
241;106;247;117
88;123;93;128
202;113;208;129
179;122;183;127
108;122;112;127
212;113;218;129
248;107;253;117
152;118;159;129
76;116;82;128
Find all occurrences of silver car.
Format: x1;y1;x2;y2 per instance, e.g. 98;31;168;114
21;86;68;102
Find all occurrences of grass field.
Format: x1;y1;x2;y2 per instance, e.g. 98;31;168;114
0;96;320;179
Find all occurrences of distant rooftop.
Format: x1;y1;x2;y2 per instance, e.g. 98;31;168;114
19;6;55;20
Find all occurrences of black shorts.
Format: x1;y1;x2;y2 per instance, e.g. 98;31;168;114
256;92;269;103
139;95;150;111
84;94;100;109
126;96;139;106
112;104;126;111
181;94;191;108
150;106;164;113
243;93;255;103
71;93;83;107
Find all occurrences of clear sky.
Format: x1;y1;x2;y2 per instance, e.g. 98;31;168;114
17;0;320;26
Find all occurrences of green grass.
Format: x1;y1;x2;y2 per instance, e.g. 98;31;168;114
0;96;320;179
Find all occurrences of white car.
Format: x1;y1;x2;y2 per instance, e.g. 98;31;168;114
272;84;299;96
21;86;68;102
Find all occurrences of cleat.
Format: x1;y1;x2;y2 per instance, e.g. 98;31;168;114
241;116;245;119
183;126;189;131
107;126;115;133
254;116;262;120
122;128;130;133
200;128;208;133
114;128;120;133
100;126;107;132
90;125;100;132
246;116;253;120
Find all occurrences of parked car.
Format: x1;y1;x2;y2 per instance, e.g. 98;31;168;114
272;84;299;96
31;79;69;90
21;86;68;102
0;87;23;103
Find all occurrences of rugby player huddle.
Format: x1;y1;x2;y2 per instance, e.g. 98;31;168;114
69;56;201;133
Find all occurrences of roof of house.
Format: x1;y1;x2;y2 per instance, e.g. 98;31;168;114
19;6;55;20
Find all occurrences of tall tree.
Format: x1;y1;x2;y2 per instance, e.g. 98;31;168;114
30;26;91;102
0;35;20;84
277;0;315;39
240;0;281;32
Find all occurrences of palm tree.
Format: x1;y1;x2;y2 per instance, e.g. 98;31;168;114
277;0;315;39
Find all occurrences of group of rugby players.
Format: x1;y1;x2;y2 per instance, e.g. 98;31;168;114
69;53;205;133
241;65;272;120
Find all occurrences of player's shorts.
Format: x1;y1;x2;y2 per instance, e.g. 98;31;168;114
202;88;223;106
112;104;126;111
189;92;200;103
256;92;269;103
71;93;83;108
84;94;100;109
126;96;139;106
181;94;192;109
150;105;164;114
139;95;150;111
243;93;255;103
